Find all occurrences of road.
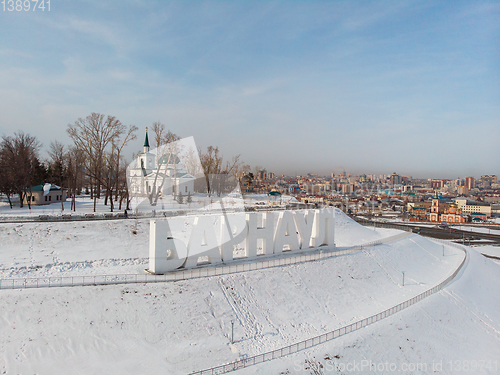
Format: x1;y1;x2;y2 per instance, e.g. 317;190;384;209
352;217;500;245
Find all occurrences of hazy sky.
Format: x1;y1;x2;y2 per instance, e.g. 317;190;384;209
1;0;498;179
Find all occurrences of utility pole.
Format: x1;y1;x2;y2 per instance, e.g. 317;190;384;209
231;320;234;344
402;271;405;286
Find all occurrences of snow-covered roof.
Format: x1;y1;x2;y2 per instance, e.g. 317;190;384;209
30;183;62;192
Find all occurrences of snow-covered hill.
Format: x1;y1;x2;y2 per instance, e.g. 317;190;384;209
0;211;498;374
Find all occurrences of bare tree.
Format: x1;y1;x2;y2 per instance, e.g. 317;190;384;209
0;143;16;208
199;146;223;195
199;146;244;196
225;154;243;176
47;141;66;185
0;132;42;208
151;121;180;148
67;113;126;212
65;146;85;212
183;147;204;177
108;125;137;212
116;160;130;211
151;121;165;149
102;150;115;210
47;141;67;210
99;125;138;212
147;140;183;206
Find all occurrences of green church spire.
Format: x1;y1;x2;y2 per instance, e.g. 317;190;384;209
144;127;150;148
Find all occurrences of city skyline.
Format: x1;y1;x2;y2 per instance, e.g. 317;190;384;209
1;1;499;179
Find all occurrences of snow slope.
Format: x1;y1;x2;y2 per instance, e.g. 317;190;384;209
0;211;478;374
244;247;500;375
0;219;150;278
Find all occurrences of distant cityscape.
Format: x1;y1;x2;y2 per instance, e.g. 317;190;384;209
244;171;499;223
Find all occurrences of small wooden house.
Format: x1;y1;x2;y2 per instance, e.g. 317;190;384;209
23;183;67;206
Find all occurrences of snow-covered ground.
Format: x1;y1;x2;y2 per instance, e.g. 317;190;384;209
0;196;125;217
0;194;299;219
452;225;500;235
0;211;498;374
475;245;500;259
0;219;149;278
242;193;298;206
243;247;500;374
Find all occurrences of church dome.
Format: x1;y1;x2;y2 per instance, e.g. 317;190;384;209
157;153;181;165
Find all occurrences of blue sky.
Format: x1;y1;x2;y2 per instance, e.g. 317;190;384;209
0;0;498;178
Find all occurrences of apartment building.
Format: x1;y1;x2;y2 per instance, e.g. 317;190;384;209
454;198;492;217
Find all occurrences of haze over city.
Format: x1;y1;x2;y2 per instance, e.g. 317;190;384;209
2;3;500;374
1;0;498;178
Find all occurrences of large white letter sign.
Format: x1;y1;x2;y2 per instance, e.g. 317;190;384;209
184;216;222;268
149;220;188;274
310;209;335;248
219;213;248;262
293;210;315;249
148;209;336;273
274;211;300;253
245;212;274;257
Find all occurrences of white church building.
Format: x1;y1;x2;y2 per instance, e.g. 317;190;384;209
128;130;196;200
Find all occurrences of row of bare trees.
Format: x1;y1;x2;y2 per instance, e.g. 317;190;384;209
66;113;138;212
0;114;136;212
0;114;262;211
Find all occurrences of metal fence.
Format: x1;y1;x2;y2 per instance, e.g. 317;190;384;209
0;207;243;224
189;240;467;374
0;231;411;291
0;202;296;225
